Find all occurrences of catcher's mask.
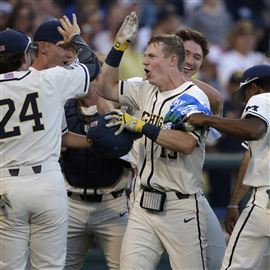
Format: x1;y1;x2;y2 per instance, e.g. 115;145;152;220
87;112;138;158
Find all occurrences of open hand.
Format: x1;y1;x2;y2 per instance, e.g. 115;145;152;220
57;13;80;46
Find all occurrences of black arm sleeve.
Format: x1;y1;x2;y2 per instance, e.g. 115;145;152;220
70;34;100;81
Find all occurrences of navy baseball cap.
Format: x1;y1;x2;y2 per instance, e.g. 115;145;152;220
34;19;63;43
233;64;270;101
0;28;32;55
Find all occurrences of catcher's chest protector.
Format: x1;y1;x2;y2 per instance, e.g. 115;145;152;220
62;99;125;188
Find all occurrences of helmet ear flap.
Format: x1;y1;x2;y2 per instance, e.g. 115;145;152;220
87;112;137;158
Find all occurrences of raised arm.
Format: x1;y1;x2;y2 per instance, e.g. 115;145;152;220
58;13;100;81
97;12;138;102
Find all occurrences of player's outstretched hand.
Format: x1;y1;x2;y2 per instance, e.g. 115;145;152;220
114;11;138;52
105;110;145;135
186;113;209;126
224;208;240;235
57;13;80;46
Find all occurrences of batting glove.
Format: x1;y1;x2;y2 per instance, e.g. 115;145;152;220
113;11;138;52
105;110;145;135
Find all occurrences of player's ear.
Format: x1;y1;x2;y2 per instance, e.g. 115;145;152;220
170;55;178;67
37;41;47;54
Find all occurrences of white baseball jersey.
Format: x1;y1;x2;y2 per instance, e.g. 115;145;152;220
0;64;89;168
119;80;210;194
241;93;270;188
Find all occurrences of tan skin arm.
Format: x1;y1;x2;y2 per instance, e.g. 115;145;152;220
156;129;198;154
191;79;223;115
96;63;120;102
186;114;267;140
62;132;90;148
224;150;250;234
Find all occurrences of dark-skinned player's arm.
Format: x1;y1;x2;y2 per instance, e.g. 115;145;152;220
224;150;250;234
191;79;223;116
186;114;266;140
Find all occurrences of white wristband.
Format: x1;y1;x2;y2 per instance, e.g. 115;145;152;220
227;204;239;209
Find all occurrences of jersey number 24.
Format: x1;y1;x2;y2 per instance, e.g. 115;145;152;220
0;92;44;139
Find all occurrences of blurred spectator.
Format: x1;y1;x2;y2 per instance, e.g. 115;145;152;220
119;43;144;80
224;0;266;27
0;1;12;30
188;0;233;47
205;71;245;209
217;19;268;93
93;0;127;54
79;9;103;49
8;2;36;37
152;9;182;36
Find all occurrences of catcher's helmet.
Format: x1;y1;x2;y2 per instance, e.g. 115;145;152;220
87;113;139;158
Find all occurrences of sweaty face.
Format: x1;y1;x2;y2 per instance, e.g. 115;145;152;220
143;42;172;86
46;43;75;68
182;40;203;78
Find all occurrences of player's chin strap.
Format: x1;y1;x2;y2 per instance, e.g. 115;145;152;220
69;34;101;81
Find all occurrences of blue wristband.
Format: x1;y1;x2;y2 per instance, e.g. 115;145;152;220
142;123;160;142
105;47;124;67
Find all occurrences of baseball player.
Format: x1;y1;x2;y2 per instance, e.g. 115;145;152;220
176;28;226;269
0;13;99;269
187;64;270;270
31;17;129;270
62;80;131;270
97;12;210;269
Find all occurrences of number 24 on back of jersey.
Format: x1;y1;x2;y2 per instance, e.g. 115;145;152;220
0;92;44;139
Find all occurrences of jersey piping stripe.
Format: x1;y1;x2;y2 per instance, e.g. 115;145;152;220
62;127;68;134
143;83;194;189
195;194;206;270
224;189;257;270
139;90;159;186
79;64;89;93
0;70;31;82
120;80;124;95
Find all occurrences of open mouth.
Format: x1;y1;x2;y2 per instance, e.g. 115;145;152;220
183;66;192;72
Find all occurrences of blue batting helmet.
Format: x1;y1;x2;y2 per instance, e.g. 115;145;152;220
87;112;140;158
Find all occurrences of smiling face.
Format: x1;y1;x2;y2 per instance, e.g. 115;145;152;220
182;40;204;78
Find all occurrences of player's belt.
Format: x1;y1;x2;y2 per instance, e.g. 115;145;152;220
0;162;60;177
67;189;124;202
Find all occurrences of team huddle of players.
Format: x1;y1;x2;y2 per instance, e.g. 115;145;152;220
0;10;269;270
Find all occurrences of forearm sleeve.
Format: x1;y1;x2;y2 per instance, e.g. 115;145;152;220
70;34;100;81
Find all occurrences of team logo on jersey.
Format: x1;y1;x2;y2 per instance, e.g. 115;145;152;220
4;72;14;79
245;105;259;112
0;45;5;52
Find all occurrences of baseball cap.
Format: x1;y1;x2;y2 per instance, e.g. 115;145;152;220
0;28;32;55
34;19;63;43
233;65;270;101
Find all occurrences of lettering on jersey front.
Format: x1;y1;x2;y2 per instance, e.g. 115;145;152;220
0;92;44;139
141;111;178;159
141;111;163;127
245;105;259;112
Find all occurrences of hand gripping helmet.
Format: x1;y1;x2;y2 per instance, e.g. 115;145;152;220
87;112;140;158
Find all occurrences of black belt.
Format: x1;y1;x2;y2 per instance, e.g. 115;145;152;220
67;189;124;202
8;165;42;176
175;192;190;200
